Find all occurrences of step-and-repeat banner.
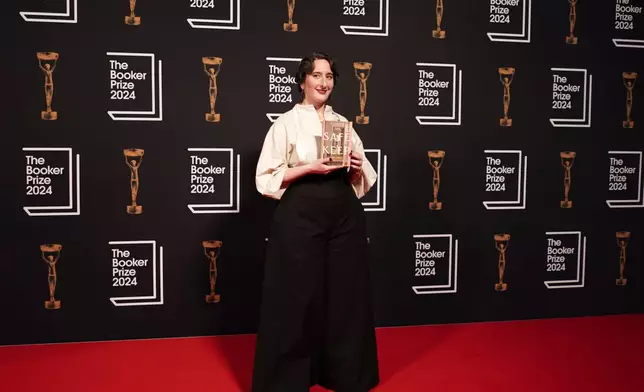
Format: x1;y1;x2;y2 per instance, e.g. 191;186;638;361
4;0;644;346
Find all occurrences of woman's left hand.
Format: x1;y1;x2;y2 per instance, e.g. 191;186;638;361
349;151;363;172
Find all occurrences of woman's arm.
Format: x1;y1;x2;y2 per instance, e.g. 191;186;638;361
347;135;377;199
280;158;344;189
280;165;311;188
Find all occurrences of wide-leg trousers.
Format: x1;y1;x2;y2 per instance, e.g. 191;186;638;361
252;171;379;392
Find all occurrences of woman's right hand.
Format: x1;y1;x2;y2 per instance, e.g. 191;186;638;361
307;158;345;175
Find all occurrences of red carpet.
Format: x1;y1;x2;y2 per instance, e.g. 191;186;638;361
1;314;643;392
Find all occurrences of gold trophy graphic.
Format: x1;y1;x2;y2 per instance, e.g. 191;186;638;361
560;151;576;208
202;240;223;303
428;150;445;210
498;67;515;127
124;148;144;214
284;0;298;32
432;0;446;39
354;62;372;125
125;0;141;25
41;244;62;310
37;52;59;121
203;57;222;123
616;232;630;286
566;0;578;45
623;72;637;129
494;234;510;291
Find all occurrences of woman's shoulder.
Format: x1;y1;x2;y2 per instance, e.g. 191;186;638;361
272;106;300;128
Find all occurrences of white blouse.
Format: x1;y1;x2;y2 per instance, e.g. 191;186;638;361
255;104;377;200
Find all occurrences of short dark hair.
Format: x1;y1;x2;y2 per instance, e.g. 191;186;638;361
295;52;340;93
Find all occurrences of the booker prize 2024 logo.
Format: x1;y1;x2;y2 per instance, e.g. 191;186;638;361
339;0;390;36
550;68;593;128
416;63;463;126
266;57;299;122
110;241;165;307
23;148;81;216
544;231;587;289
108;52;163;121
282;1;390;36
412;234;459;295
187;148;241;214
487;0;532;43
483;150;528;210
188;0;241;30
613;0;644;48
606;151;644;208
20;0;78;23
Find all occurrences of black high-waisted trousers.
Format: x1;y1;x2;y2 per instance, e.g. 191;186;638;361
251;170;379;392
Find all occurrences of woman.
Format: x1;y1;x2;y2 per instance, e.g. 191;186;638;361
252;52;380;392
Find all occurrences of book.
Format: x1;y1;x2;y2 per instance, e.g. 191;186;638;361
320;120;352;167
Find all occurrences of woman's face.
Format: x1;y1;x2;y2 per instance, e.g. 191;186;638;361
301;59;334;106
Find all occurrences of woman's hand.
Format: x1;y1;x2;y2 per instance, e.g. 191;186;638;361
349;151;363;173
307;157;345;175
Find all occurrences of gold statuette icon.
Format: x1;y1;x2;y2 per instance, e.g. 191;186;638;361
616;232;630;286
203;240;223;303
203;57;222;123
498;67;515;127
566;0;578;45
124;148;144;214
428;150;445;210
284;0;298;32
125;0;141;25
432;0;446;39
354;62;372;125
41;244;62;310
37;52;59;121
623;72;637;129
494;234;510;291
560;151;576;208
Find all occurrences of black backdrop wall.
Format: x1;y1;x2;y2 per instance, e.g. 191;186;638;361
4;0;644;346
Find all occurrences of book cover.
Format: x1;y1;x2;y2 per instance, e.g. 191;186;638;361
320;120;352;167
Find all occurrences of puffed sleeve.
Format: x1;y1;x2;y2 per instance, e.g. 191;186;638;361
350;126;377;199
255;122;290;200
